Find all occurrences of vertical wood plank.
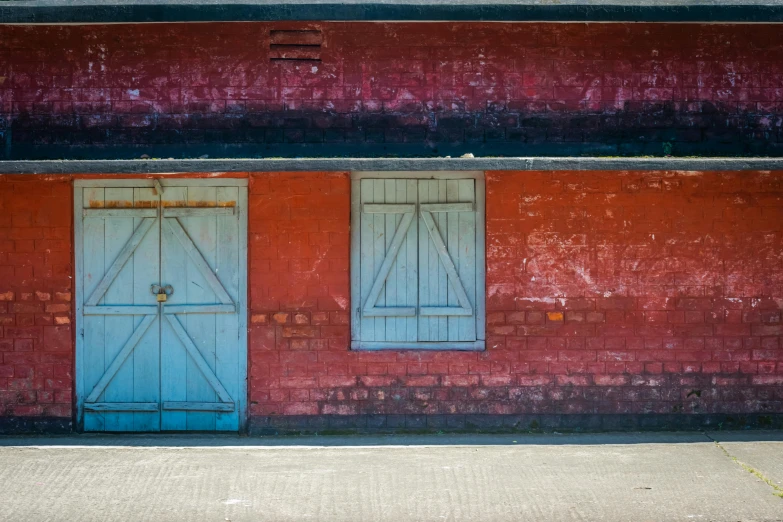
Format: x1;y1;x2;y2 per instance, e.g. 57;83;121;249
424;179;442;341
215;186;240;431
103;187;134;431
384;178;399;342
372;180;385;341
182;186;218;431
436;180;448;340
475;176;486;341
83;187;106;431
397;179;408;341
160;186;188;430
236;185;249;432
447;179;459;342
458;179;477;341
417;180;430;341
359;179;375;341
405;179;418;342
132;187;160;431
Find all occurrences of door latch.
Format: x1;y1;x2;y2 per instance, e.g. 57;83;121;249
151;284;174;302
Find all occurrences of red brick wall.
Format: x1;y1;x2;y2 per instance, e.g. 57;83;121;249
0;176;73;418
1;23;782;156
247;172;352;416
2;170;782;424
2;22;780;113
485;170;783;415
248;170;783;419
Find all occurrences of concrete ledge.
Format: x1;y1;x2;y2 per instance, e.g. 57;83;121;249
3;157;783;175
249;413;783;435
2;1;783;24
0;416;72;435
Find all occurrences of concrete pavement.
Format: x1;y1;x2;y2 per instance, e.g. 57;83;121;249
0;432;781;521
711;431;783;500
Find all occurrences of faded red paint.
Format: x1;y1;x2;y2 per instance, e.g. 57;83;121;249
482;170;783;415
0;176;73;418
2;20;780;427
245;170;783;418
1;23;781;156
2;170;783;423
247;172;351;416
1;22;780;112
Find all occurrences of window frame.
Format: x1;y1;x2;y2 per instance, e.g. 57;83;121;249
350;171;486;351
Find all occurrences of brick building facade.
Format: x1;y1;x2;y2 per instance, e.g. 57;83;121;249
1;5;782;433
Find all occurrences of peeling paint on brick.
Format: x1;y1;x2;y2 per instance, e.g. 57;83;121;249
0;23;782;159
237;169;783;420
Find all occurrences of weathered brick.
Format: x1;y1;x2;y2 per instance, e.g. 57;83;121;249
6;28;783;426
0;179;74;419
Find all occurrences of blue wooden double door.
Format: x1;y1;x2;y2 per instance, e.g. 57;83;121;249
75;179;248;432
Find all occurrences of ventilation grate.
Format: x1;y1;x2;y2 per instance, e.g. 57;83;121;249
270;30;322;62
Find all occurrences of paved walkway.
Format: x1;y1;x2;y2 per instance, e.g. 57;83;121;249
1;432;781;521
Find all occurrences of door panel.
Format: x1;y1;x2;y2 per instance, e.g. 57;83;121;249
159;190;188;430
77;179;247;432
160;185;242;431
81;187;161;432
215;186;241;431
132;187;161;432
103;188;135;432
82;187;107;432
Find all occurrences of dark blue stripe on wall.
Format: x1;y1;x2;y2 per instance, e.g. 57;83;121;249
2;3;783;24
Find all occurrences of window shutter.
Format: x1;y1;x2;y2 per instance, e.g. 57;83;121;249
358;179;419;342
351;174;484;350
417;179;477;342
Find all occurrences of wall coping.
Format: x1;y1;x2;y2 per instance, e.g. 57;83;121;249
2;157;783;174
2;0;783;24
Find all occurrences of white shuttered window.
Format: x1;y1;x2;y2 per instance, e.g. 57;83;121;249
350;172;485;351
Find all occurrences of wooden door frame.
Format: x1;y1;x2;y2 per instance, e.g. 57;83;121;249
74;178;249;432
349;171;486;351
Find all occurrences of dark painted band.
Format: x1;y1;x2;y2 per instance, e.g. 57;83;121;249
2;4;783;24
1;413;779;434
2;157;783;175
249;413;783;435
0;416;72;435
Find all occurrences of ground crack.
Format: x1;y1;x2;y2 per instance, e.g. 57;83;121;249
705;432;783;499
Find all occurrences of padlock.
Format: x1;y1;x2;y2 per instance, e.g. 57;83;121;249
151;284;174;303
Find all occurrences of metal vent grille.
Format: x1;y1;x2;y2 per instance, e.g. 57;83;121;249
270;30;322;62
